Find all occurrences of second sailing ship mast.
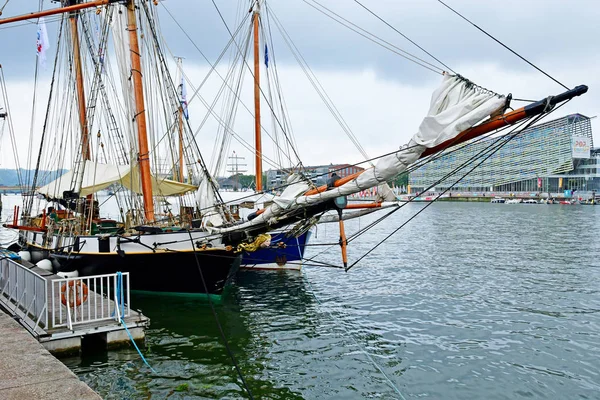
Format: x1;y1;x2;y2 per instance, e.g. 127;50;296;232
65;0;91;163
64;0;95;230
252;2;263;192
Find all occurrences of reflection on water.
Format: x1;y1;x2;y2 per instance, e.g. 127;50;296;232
3;196;600;399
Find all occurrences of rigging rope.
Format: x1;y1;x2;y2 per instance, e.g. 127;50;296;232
159;4;294;175
353;0;455;73
263;6;300;167
345;99;570;271
344;120;531;246
186;231;254;400
0;0;9;16
436;0;570;90
302;0;444;75
0;67;24;189
297;124;512;266
267;5;372;166
29;16;66;217
209;0;306;168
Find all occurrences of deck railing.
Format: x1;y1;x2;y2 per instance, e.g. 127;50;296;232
0;257;48;334
50;272;131;330
1;257;131;333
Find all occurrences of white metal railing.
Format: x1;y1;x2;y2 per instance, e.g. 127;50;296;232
0;257;48;333
50;272;131;330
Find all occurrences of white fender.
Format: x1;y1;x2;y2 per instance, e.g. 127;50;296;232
57;270;79;279
35;259;53;272
17;251;31;262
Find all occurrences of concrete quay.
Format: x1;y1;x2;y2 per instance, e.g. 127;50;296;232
0;310;101;400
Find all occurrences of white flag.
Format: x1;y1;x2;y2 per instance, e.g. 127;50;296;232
36;18;50;69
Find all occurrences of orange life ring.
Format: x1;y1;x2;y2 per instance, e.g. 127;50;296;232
60;280;89;307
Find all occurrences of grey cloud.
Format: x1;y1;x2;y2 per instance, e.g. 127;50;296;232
1;0;598;88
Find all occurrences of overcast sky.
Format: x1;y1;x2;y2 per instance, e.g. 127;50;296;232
0;0;598;172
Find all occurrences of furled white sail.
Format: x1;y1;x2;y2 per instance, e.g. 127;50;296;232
37;160;197;198
210;74;506;233
196;177;226;230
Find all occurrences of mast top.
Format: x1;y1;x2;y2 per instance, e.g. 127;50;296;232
252;0;261;15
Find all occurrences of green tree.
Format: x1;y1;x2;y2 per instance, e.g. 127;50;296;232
230;174;256;190
389;172;408;188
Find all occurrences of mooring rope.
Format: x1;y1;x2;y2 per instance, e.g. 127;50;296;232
114;272;157;374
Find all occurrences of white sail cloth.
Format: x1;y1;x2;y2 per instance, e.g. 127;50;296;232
196;178;226;230
210;74;506;233
37;160;197;198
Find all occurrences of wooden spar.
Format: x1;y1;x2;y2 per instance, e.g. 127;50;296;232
304;85;589;196
422;85;588;157
344;202;382;209
68;12;91;161
127;0;154;222
0;0;112;25
253;9;263;192
337;209;348;269
304;171;361;196
2;223;46;232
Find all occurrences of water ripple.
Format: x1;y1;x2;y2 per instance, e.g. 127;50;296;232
11;201;600;399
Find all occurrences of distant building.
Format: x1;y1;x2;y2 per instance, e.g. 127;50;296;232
409;114;599;194
265;163;365;190
217;176;236;190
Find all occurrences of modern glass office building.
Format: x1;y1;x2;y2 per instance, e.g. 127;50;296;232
409;114;598;194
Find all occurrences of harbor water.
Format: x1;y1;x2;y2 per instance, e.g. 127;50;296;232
2;196;599;399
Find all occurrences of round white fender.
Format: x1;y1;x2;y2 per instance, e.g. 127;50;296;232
57;270;79;279
35;259;53;272
17;251;31;262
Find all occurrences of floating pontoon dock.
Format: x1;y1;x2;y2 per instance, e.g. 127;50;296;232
0;256;150;354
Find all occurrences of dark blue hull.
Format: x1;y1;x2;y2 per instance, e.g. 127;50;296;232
241;230;311;270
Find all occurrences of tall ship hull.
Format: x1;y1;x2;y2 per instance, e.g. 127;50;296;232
17;228;241;295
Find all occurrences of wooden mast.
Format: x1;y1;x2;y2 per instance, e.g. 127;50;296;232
67;2;91;162
126;0;154;222
252;5;263;192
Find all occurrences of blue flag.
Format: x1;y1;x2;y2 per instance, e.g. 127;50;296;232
180;76;189;120
264;44;269;68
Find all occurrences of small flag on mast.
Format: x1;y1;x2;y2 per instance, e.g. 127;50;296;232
36;18;50;69
180;76;189;120
264;44;269;68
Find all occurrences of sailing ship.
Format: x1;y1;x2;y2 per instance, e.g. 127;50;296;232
209;3;313;271
0;0;251;295
0;0;588;293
